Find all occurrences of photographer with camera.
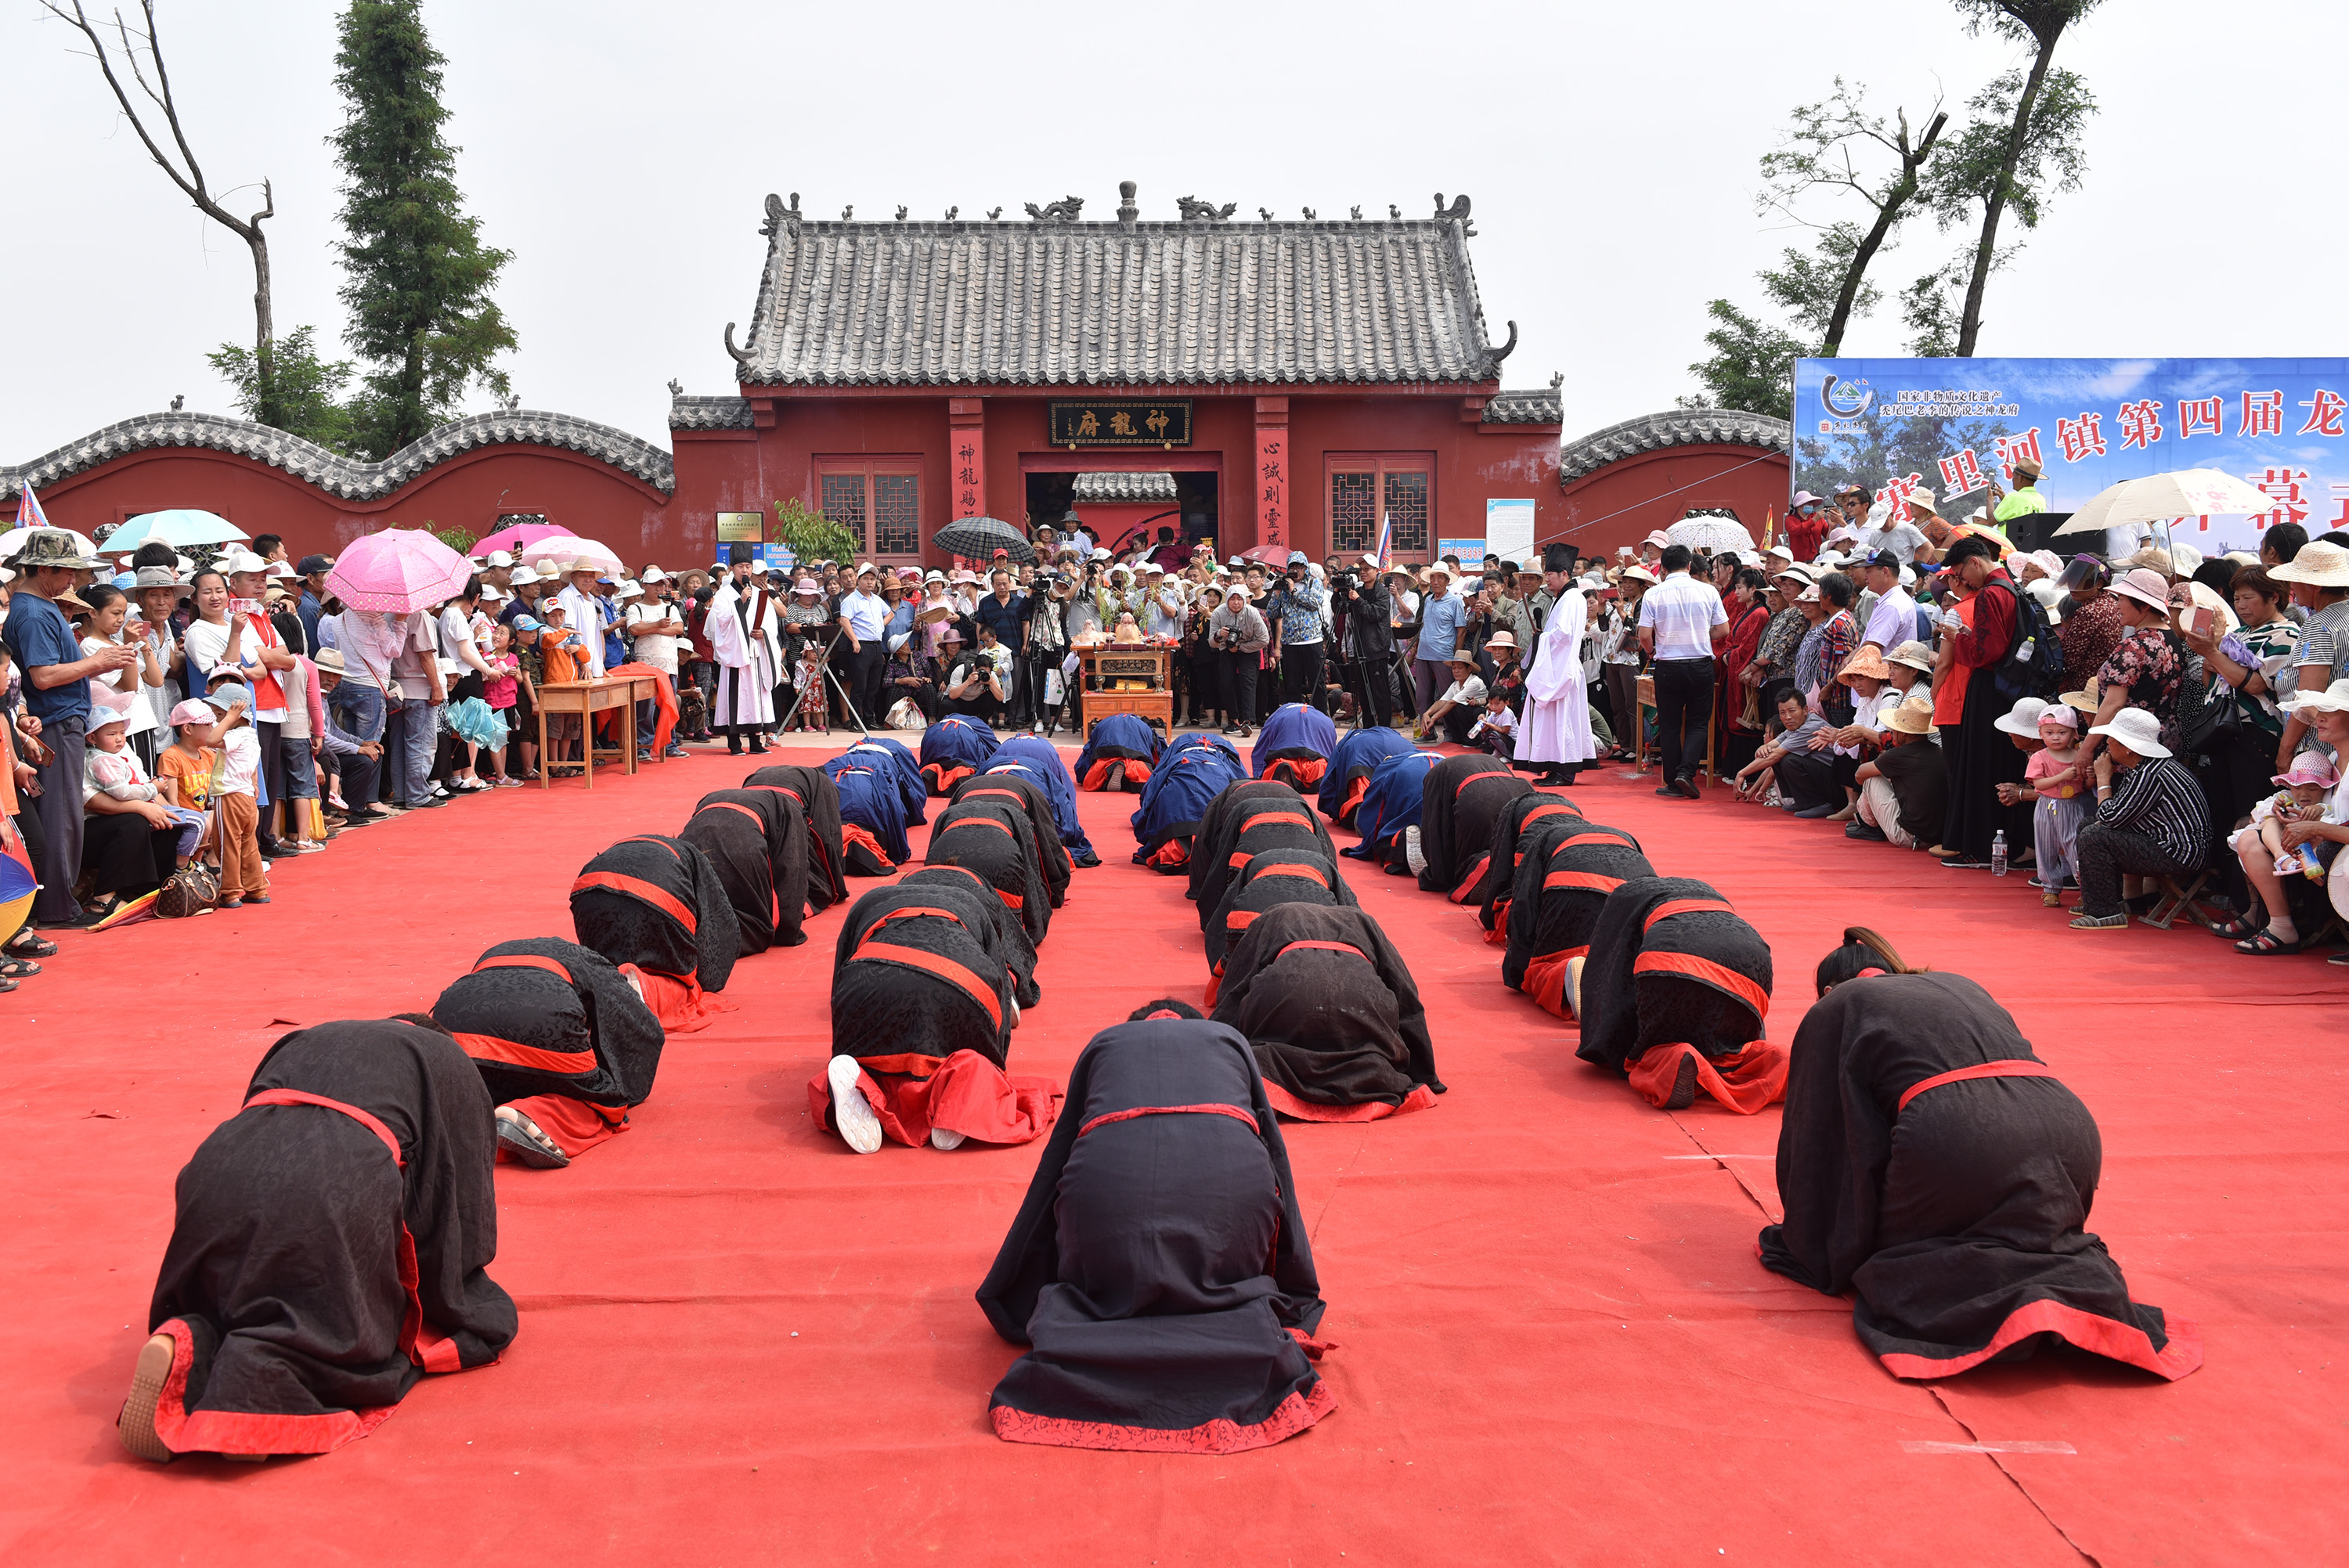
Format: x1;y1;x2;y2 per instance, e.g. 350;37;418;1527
1209;586;1271;737
1333;553;1397;729
1261;550;1330;714
1025;569;1073;735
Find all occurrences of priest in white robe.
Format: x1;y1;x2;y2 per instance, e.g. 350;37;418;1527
1520;543;1597;788
709;549;781;753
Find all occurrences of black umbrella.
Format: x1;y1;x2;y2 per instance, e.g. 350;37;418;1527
932;516;1035;566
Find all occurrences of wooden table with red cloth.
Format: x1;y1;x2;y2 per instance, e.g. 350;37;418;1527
975;1014;1332;1454
567;834;742;1032
678;788;809;953
1500;820;1653;1016
810;887;1059;1152
1759;970;2200;1382
1570;876;1784;1115
127;1021;515;1462
1209;903;1443;1123
1414;754;1532;898
431;935;668;1163
1464;791;1589;938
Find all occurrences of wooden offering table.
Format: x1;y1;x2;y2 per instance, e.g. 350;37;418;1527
1077;643;1173;734
535;674;659;789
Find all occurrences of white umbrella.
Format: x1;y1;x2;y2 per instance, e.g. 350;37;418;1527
521;534;624;574
2051;469;2281;537
0;524;101;561
1665;514;1756;554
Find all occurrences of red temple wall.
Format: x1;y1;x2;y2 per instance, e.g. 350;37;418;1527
1549;445;1792;562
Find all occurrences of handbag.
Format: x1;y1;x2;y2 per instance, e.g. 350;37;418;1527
157;860;220;919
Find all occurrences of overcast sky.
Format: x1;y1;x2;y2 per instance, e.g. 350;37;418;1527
5;0;2341;465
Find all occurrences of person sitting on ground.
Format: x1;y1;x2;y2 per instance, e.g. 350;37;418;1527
431;937;666;1169
814;884;1059;1155
1733;690;1831;813
2070;706;2211;932
2222;682;2349;954
943;624;1011;726
118;1018;517;1463
1571;876;1784;1113
975;1006;1332;1454
1758;930;2202;1382
1414;652;1487;745
81;707;207;911
1849;696;1944;849
1211;903;1442;1122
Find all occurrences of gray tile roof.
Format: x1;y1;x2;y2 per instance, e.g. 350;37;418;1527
1071;470;1178;503
1;409;676;501
1481;386;1562;425
1558;409;1792;484
669;395;756;431
730;193;1512;388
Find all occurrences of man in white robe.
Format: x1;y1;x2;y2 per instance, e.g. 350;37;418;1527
1521;544;1597;787
709;553;780;753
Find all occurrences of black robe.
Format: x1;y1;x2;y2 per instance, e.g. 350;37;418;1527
976;1016;1332;1453
1465;792;1588;935
1759;972;2199;1381
833;888;1015;1072
431;936;666;1110
897;865;1042;1008
568;834;742;993
926;805;1053;947
680;788;806;953
1203;849;1355;981
1211;903;1442;1119
1576;877;1773;1068
1499;821;1651;998
950;773;1073;907
1185;781;1320;907
742;763;850;911
143;1020;515;1456
1416;755;1532;896
1190;787;1342;928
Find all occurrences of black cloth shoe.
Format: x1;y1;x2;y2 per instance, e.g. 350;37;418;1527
1845;821;1889;842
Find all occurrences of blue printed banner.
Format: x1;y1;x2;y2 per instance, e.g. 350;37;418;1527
1792;358;2349;553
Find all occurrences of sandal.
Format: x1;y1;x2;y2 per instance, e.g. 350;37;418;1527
2214;913;2264;940
0;957;38;979
6;932;57;958
2235;928;2305;955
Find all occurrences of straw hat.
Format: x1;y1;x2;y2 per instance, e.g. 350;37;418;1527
1483;630;1517;651
2281;675;2349;716
2126;546;2175;579
2058;676;2102;713
1993;697;2050;737
1883;696;1935;735
1837;647;1893;685
2170;543;2204;579
2182;579;2239;637
2089;705;2170;759
1620;564;1658;586
1885;639;1936;674
1904;486;1939;516
2272;540;2349;587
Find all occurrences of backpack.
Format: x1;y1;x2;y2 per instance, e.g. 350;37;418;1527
1992;579;2065;701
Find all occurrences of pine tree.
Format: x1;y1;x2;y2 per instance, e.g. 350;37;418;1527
330;0;514;458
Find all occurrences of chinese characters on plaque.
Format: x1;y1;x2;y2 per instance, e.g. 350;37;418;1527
1048;400;1193;447
1257;430;1287;548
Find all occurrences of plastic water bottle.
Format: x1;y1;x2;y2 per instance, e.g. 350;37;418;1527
1990;830;2008;877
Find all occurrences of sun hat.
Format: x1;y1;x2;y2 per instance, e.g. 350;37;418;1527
1641;530;1671;549
1837;647;1893;685
924;569;947;583
167;698;215;726
204;681;252;712
130;564;183;589
2170;543;2204;578
265;560;298;579
311;647;347;675
564;557;602;576
1090;547;1110;561
1621;564;1659;586
1423;562;1452;582
2037;705;2080;732
2126;546;2175;579
2181;580;2239;637
2275;752;2340;788
2088;705;2170;758
1993;697;2050;737
1483;629;1518;651
1795;585;1821;604
1883;696;1935;735
88;705;130;730
1790;491;1821;510
887;632;910;654
2271;540;2349;587
1904;486;1939;514
613;581;644;600
639;566;669;583
1765;542;1795;562
218;549;269;577
793;578;821;596
2057;676;2101;713
2109;568;2174;613
2280;676;2349;716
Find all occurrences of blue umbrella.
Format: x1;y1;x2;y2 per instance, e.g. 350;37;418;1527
106;510;249;551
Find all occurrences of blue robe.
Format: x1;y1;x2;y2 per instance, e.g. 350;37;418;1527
838;737;928;826
1318;726;1417;822
1075;714;1164;790
985;736;1095;862
1250;704;1337;778
824;759;911;868
1341;750;1442;863
918;716;999;795
1129;737;1248;866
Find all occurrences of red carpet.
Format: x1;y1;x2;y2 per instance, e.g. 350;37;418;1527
3;748;2342;1564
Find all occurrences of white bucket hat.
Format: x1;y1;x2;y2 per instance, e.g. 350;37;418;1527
1993;697;2050;737
2281;676;2349;716
2087;705;2170;759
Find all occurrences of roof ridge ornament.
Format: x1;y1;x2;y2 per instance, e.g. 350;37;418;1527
1176;195;1236;222
761;192;801;238
724;322;752;366
1024;196;1084;222
1434;193;1475;236
1486;320;1517;367
1117;180;1138;227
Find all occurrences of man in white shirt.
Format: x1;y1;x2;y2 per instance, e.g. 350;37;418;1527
1635;543;1729;798
1858;550;1918;654
556;561;608;679
836;563;892;728
624;568;689;758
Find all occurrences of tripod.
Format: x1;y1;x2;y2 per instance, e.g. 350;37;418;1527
775;625;872;741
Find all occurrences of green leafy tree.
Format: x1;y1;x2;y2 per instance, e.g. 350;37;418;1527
771;497;860;566
330;0;514;459
1942;1;2103;354
207;326;361;454
1680;299;1803;418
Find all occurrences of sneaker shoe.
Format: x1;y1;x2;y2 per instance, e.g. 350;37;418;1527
2069;911;2129;930
1844;821;1887;842
118;1332;177;1463
929;1126;967;1151
828;1055;884;1154
1404;824;1427;876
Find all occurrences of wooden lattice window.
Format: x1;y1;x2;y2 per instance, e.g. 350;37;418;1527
1326;456;1433;563
819;473;868;553
874;473;920;555
816;460;923;566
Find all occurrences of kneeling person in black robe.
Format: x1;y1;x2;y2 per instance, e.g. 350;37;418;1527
976;1005;1333;1453
1211;904;1443;1121
1758;928;2201;1382
569;834;742;1031
431;937;666;1168
120;1019;516;1462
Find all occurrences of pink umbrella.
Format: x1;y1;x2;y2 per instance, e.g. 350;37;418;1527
472;519;572;557
325;528;474;613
